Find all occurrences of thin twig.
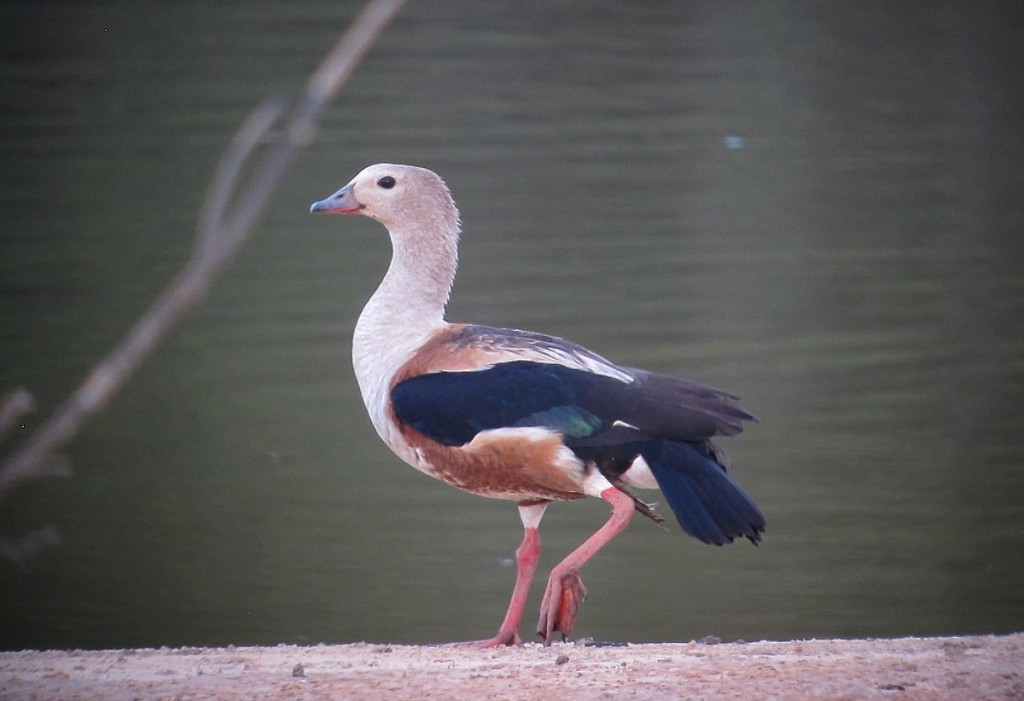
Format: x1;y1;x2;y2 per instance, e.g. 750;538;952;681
0;0;407;500
196;96;290;258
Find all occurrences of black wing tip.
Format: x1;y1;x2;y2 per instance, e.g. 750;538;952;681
742;523;766;546
640;439;766;547
693;520;766;547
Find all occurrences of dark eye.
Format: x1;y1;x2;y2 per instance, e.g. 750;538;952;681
377;176;396;189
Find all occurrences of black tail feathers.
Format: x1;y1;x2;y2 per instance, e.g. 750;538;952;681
640;439;765;546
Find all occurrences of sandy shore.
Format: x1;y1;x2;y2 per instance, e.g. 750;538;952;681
1;633;1021;700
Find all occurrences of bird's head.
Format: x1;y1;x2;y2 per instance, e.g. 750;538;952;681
310;163;459;234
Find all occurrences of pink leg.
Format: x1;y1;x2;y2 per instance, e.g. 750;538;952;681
537;486;633;645
457;502;547;648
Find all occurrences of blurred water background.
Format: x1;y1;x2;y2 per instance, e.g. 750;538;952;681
1;1;1022;649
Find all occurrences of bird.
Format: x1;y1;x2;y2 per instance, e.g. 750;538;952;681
310;164;765;647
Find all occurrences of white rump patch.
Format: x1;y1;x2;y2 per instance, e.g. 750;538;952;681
582;470;615;498
618;454;659;490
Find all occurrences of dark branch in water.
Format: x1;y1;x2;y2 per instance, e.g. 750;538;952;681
0;0;406;513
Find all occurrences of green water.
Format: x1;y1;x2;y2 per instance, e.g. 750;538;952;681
1;1;1022;648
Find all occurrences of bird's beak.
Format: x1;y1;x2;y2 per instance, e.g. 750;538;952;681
310;183;363;214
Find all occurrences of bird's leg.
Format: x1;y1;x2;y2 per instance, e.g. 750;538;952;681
456;501;548;648
481;523;541;646
537;486;633;645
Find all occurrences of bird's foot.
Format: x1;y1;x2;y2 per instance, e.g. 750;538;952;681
451;629;522;648
536;568;587;645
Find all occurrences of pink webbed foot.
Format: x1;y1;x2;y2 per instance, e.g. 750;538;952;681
537;568;587;645
534;487;633;645
452;629;523;648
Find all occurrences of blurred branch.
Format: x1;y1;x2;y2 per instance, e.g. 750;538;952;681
0;388;35;439
0;0;407;502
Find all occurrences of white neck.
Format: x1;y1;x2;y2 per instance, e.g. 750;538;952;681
351;216;460;434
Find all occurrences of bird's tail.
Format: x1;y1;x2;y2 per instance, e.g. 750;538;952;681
639;439;765;545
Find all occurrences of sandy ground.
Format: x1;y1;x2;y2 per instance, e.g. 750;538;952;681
1;633;1021;700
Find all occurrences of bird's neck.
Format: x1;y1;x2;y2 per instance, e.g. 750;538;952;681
352;219;459;405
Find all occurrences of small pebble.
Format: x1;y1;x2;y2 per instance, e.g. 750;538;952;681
555;654;570;666
292;663;305;678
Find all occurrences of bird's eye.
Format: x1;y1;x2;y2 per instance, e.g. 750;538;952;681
377;176;396;189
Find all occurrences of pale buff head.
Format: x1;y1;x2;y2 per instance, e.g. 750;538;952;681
310;163;460;239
